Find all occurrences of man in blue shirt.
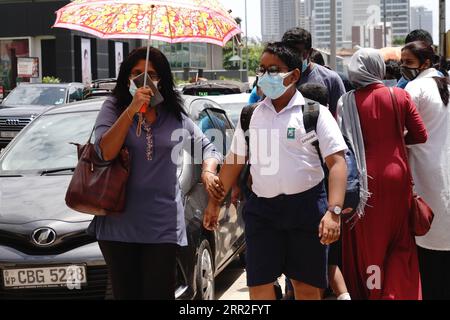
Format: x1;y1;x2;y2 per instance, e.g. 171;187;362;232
282;28;346;116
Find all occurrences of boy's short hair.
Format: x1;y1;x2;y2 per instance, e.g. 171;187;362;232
263;42;302;72
405;29;433;46
298;83;329;107
282;27;312;50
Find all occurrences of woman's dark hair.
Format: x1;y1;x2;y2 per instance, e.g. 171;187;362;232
310;49;325;66
403;41;449;106
263;42;302;73
113;47;187;120
385;59;402;80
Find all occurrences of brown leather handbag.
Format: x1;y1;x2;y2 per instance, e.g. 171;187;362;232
389;88;434;236
65;127;130;216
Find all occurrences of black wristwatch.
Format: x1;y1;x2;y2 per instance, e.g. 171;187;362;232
328;205;342;216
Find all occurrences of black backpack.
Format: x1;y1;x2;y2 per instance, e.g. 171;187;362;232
239;100;360;212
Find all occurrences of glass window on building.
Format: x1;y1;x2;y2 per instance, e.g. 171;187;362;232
0;39;29;91
155;41;206;70
190;43;206;69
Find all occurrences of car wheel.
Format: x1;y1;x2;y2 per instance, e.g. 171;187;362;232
195;239;215;300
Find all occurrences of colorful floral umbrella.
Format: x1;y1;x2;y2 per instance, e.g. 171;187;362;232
53;0;241;47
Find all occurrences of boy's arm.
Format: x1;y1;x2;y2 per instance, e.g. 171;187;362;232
319;151;346;245
203;152;245;230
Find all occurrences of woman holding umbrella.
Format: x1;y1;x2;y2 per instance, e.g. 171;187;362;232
88;47;224;300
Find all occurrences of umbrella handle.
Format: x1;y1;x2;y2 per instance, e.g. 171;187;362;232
142;4;156;99
140;103;147;113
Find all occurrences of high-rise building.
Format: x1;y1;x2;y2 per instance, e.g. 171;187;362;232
342;0;380;46
297;0;313;32
410;6;433;36
261;0;280;43
312;0;344;49
381;0;410;41
261;0;298;43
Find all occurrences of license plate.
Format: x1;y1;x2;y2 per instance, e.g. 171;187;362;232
0;131;18;138
2;265;87;289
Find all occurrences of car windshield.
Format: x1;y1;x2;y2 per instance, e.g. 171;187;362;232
0;111;98;173
2;86;67;106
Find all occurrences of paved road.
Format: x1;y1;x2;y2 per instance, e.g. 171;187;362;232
215;260;247;300
215;260;337;300
215;260;288;300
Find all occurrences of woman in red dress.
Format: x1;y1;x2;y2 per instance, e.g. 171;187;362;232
337;48;427;300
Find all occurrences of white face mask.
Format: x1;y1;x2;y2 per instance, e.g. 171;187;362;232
129;72;159;97
129;79;138;97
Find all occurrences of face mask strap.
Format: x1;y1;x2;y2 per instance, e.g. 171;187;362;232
282;70;297;89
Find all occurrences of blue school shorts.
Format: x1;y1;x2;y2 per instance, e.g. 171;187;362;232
243;181;329;289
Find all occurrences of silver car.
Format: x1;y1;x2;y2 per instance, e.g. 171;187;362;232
0;96;245;300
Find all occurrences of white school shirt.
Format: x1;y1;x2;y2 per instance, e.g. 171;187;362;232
230;90;347;199
405;68;450;251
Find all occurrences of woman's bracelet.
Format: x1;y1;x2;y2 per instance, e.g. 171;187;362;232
126;108;134;121
202;170;217;176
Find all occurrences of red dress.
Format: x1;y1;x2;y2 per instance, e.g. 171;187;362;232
342;84;427;300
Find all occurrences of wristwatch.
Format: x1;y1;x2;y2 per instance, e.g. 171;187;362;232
328;205;342;216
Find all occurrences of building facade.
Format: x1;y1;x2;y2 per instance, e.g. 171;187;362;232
261;0;299;43
0;0;228;91
312;0;344;49
352;24;392;49
261;0;281;43
297;0;313;33
381;0;411;41
410;6;433;36
0;0;143;91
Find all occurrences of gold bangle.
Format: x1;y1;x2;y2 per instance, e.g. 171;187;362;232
126;108;133;121
202;170;217;176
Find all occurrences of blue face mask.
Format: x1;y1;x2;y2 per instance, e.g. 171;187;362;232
258;71;294;100
302;59;309;73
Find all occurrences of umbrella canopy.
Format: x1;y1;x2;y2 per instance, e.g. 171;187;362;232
53;0;241;46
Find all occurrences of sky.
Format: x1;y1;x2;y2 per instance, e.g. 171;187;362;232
218;0;261;39
219;0;449;44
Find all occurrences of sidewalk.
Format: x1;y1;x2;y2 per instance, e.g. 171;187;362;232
216;260;288;300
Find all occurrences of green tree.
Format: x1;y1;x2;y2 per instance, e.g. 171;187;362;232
223;37;263;75
393;37;406;46
247;39;264;76
42;76;61;84
223;40;240;70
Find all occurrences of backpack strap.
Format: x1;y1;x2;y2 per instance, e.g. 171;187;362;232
240;102;259;159
302;99;323;163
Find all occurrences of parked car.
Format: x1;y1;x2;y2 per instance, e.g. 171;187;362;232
182;80;250;96
207;93;251;126
0;83;85;148
0;96;245;300
83;78;116;100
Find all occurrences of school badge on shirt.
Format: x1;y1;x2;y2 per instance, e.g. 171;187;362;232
287;128;296;140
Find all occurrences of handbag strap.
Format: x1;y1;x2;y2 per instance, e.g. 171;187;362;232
87;126;95;144
389;87;414;187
